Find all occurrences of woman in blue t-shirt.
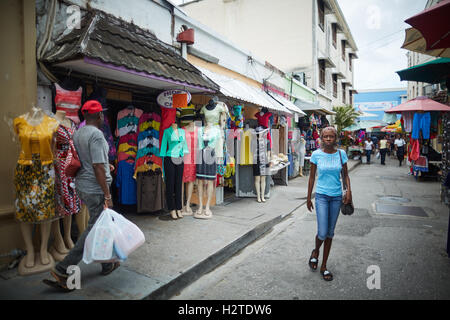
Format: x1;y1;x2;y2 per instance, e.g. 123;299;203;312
306;126;352;281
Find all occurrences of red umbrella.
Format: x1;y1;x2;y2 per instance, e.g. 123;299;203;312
385;96;450;113
405;0;450;50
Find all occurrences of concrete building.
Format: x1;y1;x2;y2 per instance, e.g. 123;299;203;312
180;0;358;111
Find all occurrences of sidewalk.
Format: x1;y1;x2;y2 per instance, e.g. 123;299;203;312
0;161;360;300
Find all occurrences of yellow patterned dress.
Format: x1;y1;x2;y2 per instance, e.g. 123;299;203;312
13;115;59;224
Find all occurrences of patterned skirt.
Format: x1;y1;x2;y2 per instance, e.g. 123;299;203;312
14;155;58;224
196;146;216;180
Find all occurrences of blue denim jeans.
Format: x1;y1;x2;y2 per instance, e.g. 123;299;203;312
315;193;342;241
365;150;372;163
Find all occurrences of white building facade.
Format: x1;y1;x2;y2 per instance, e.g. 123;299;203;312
180;0;358;111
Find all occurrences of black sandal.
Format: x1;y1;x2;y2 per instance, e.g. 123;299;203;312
320;269;333;281
101;262;120;276
308;250;319;271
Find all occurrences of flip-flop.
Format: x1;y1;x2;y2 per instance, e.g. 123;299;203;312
320;269;333;281
308;249;318;271
101;262;120;276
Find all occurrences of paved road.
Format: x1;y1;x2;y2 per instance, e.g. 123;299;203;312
173;156;450;300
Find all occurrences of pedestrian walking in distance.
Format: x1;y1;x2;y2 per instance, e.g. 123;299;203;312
378;135;389;165
394;133;406;167
364;137;374;164
44;100;119;292
306;126;352;281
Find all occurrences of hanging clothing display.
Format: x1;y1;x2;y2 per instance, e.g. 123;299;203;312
412;112;431;140
54;83;83;125
240;129;254;165
115;106;143;205
227;105;244;129
13;115;59;223
55;122;81;217
177;104;196;127
136;112;162;178
136;169;164;213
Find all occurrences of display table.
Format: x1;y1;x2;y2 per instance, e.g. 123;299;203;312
270;161;290;175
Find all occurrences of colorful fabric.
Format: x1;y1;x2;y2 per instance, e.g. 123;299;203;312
14;154;57;223
177;104;197;127
159;107;177;148
13;115;58;165
412;112;431;140
115;107;143;137
55;83;82;124
183;127;198;183
116;160;137;205
55;123;81;217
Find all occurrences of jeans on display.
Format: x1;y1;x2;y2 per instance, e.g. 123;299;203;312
56;190;113;274
315;193;342;241
365;150;372;163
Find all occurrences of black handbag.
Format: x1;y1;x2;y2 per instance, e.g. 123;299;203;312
339;150;354;215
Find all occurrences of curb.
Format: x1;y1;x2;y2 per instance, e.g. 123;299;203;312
145;199;307;300
144;161;360;300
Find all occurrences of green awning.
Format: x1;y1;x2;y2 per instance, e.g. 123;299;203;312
396;57;450;84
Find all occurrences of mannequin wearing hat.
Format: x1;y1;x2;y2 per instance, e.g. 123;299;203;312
253;107;272;203
13;106;59;275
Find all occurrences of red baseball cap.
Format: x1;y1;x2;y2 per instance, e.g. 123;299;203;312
81;100;103;114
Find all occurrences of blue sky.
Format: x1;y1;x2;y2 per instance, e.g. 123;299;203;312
172;0;427;90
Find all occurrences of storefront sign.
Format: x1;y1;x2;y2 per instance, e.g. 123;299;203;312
157;90;191;108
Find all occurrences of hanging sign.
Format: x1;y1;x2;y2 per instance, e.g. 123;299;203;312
157;90;191;108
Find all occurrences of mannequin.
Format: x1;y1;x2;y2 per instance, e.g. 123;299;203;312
13;107;58;275
253;108;272;203
182;120;197;215
51;110;83;261
299;135;306;177
253;126;270;203
160;121;189;220
194;123;219;219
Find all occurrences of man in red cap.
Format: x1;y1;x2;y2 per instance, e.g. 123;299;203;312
44;100;119;291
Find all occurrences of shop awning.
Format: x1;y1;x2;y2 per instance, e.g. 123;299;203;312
265;92;306;116
197;67;292;114
396;57;450;84
294;99;336;115
42;12;219;93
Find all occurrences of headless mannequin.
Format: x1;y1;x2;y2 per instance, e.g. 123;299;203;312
195;122;215;219
50;111;71;260
169;122;184;220
17;107;55;274
182;121;195;215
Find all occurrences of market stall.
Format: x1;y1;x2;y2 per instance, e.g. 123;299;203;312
385;96;450;180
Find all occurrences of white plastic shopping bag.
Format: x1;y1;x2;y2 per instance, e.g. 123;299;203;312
376;152;380;159
109;209;145;261
83;209;119;264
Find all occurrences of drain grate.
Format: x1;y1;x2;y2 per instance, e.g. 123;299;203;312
375;203;428;217
378;196;411;203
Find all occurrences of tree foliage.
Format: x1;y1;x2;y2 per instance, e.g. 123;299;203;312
332;105;361;133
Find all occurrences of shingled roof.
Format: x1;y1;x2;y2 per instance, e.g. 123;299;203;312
42;11;219;92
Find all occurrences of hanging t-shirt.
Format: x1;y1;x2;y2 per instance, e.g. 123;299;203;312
116;160;137;205
310;149;348;197
54;83;82;124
